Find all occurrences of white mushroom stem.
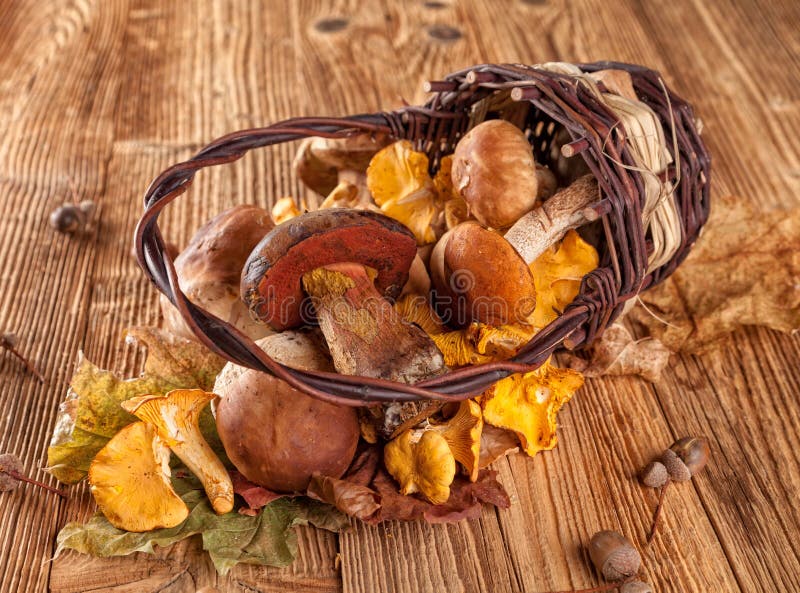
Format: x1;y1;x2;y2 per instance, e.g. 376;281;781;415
504;174;599;264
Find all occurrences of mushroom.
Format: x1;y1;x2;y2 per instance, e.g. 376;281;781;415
383;429;456;504
122;389;234;515
479;359;584;457
293;134;389;203
271;197;304;224
451;119;556;229
213;335;360;492
88;422;189;532
400;253;432;298
430;221;536;328
160;204;275;341
426;399;483;481
504;174;600;264
365;140;444;244
241;209;445;383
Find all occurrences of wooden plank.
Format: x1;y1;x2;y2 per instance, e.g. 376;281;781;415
0;0;798;592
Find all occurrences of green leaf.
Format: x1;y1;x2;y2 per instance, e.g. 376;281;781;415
56;477;348;574
47;327;226;484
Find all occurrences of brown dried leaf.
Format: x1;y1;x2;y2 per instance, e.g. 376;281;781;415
307;474;381;522
630;195;800;353
230;471;285;515
569;324;671;382
478;425;520;469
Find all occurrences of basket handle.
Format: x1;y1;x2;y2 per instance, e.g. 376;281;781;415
134;113;547;406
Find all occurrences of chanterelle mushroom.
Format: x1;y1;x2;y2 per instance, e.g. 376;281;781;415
160;204;274;341
89;422;188;532
431;221;536;327
241;209;445;383
123;389;234;515
479;359;584;457
427;400;483;482
384;429;456;504
451;119;556;229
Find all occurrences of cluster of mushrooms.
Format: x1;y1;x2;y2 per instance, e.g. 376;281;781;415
88;117;606;530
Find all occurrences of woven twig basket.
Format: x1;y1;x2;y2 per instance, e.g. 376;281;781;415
135;61;710;406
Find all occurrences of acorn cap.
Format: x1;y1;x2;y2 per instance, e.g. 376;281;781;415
588;530;641;581
639;460;669;488
661;448;691;482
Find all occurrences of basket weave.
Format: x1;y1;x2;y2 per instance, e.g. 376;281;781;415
135;61;710;406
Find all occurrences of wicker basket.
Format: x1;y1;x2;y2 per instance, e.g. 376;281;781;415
135;61;710;406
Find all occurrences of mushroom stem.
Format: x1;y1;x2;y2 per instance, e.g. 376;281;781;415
302;262;445;383
504;175;599;264
170;433;233;515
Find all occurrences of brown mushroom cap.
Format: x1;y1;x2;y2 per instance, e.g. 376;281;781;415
241;209;417;330
214;338;359;492
431;221;536;327
161;205;274;340
451;119;540;229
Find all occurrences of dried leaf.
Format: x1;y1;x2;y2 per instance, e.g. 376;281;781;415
47;327;225;484
231;471;285;515
629;195;800;352
56;476;347;575
372;468;509;524
307;474;381;521
529;230;599;329
568;324;671;382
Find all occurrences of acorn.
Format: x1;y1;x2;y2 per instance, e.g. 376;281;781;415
49;200;95;234
670;436;710;476
588;530;641;581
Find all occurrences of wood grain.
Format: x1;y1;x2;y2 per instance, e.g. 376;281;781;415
0;0;798;592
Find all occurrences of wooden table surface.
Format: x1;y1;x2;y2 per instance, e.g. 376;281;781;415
1;1;798;592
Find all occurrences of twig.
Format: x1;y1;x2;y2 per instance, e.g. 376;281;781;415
0;467;66;498
0;335;45;382
646;480;671;545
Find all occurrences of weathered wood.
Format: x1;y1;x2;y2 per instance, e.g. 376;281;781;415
0;0;798;592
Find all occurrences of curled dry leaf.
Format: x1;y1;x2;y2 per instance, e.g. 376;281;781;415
629;194;800;353
46;327;225;484
567;323;671;382
230;470;285;516
307;474;381;522
366;140;443;244
478;425;520;469
479;359;583;457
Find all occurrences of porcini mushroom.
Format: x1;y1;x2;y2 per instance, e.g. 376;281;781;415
504;174;600;264
479;359;584;457
431;221;536;328
384;429;456;504
293;134;389;204
241;209;445;382
451;119;556;229
88;422;189;532
160;204;274;341
214;335;359;492
427;399;483;481
122;389;234;515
